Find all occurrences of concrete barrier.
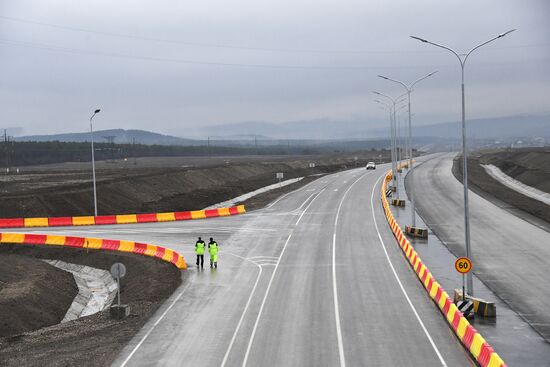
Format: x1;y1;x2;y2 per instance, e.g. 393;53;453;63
0;232;187;270
380;170;505;367
405;225;428;239
0;205;246;229
454;290;496;318
391;199;406;207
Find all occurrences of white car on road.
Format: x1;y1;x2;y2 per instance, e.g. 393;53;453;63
366;162;376;170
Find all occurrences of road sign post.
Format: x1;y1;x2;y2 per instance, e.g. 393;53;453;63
455;257;472;301
110;262;129;319
276;172;284;186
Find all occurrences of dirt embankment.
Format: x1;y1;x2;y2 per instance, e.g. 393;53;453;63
452;148;550;224
0;254;78;338
0;154;387;218
0;245;181;367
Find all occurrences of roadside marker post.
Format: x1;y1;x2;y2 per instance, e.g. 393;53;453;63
110;262;129;319
276;172;284;187
455;257;472;301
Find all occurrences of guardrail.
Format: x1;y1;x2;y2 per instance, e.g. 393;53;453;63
0;232;187;269
0;205;246;228
380;170;505;367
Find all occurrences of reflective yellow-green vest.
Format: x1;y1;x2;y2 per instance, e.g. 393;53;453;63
209;241;218;255
195;241;206;255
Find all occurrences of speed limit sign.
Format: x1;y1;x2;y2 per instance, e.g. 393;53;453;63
455;257;472;274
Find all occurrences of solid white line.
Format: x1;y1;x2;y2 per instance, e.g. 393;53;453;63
119;285;189;367
241;232;293;367
220;255;263;367
370;174;448;367
332;171;369;367
295;188;326;226
242;184;326;366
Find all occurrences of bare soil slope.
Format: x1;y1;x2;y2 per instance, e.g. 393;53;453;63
0;245;181;367
0;154;386;217
0;254;77;338
453;148;550;225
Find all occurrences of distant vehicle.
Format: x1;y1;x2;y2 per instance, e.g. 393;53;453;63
366;162;376;170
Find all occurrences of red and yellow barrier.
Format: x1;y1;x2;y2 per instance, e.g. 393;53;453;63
0;232;187;270
0;205;246;229
380;170;506;367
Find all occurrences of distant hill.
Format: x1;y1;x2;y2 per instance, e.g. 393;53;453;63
15;129;202;146
370;115;550;139
195;115;550;140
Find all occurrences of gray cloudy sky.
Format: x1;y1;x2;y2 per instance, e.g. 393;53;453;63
1;0;549;137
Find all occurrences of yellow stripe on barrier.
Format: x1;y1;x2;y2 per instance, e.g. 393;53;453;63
1;233;25;243
84;238;103;249
457;317;468;339
116;214;137;224
447;304;457;324
46;235;66;246
118;240;135;252
73;216;96;226
218;208;231;216
144;244;157;256
162;248;175;262
191;210;206;219
24;217;49;227
470;334;485;358
487;354;505;367
156;212;176;222
237;205;246;214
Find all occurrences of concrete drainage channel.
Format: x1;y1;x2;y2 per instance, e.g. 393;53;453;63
43;260;118;322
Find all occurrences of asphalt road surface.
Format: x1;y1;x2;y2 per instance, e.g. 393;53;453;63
18;165;472;366
410;153;550;342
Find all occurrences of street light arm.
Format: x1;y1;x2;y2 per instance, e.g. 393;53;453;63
463;29;516;64
372;91;396;104
410;36;463;65
378;75;409;92
410;71;438;90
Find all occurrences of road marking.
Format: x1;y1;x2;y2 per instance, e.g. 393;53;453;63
370;174;448;367
220;253;263;367
295;188;326;226
242;186;326;366
332;171;369;367
241;232;293;367
119;284;190;367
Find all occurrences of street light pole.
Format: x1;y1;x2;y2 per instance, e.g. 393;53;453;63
373;92;407;197
374;99;397;196
90;109;101;217
378;71;438;228
410;30;515;296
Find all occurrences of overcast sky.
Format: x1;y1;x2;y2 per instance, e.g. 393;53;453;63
1;0;549;137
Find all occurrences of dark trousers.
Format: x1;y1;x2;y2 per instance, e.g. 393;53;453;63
196;254;204;267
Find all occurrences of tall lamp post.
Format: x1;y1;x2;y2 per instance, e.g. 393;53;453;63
373;91;407;194
90;109;101;217
378;71;438;228
410;30;515;296
374;99;397;196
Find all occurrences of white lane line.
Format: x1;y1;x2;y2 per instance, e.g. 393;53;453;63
242;185;326;367
220;253;263;367
241;232;293;367
265;177;320;209
295;188;326;226
119;284;190;367
370;174;448;367
332;171;369;367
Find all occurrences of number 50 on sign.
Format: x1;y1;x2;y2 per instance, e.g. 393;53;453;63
455;257;472;274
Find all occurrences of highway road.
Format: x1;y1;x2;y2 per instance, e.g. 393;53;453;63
19;165;472;366
410;153;550;342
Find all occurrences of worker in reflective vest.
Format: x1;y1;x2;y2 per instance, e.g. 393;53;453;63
195;237;206;269
208;237;218;269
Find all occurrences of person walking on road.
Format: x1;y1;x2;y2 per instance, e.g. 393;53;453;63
208;237;218;269
195;237;206;269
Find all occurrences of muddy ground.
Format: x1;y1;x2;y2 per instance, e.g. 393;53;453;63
0;245;181;367
0;153;389;217
452;148;550;224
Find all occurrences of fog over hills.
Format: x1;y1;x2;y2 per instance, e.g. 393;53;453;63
12;114;549;145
